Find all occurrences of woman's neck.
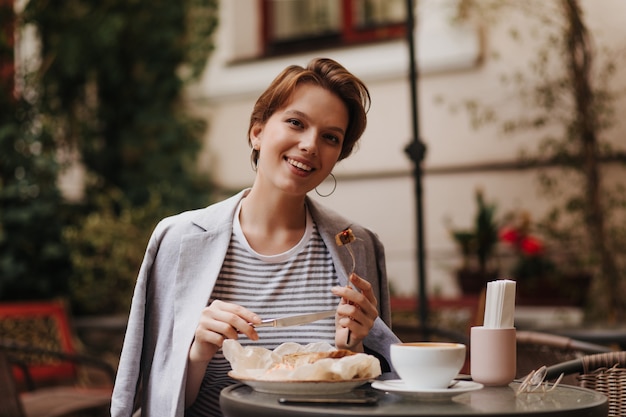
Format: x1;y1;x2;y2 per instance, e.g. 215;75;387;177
238;188;307;255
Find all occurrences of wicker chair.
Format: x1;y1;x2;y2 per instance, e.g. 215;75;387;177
545;351;626;417
516;330;614;384
0;301;117;389
0;347;112;417
0;301;115;417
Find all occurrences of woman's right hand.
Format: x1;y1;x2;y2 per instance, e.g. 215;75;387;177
186;300;260;406
188;300;261;363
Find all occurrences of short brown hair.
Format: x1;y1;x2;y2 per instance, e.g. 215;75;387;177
248;58;370;166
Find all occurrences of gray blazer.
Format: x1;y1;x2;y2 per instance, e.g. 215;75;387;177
111;190;400;417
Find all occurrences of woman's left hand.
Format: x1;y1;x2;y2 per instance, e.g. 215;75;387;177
332;273;378;350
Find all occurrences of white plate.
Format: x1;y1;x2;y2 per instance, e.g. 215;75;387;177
228;371;371;395
371;379;483;400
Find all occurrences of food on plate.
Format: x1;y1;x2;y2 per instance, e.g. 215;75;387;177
279;349;357;369
223;340;381;382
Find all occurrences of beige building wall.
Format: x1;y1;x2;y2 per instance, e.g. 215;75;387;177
187;0;626;298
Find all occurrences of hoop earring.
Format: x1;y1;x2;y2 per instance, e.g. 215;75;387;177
250;148;258;172
315;173;337;197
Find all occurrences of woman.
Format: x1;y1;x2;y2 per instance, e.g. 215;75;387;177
111;58;400;417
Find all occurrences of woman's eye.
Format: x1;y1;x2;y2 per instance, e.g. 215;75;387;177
287;118;303;128
323;134;341;144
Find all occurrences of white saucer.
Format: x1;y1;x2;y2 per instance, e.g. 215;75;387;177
371;379;483;400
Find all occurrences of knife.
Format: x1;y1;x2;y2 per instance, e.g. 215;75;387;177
253;310;336;328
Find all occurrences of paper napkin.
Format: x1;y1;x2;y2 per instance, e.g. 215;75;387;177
483;279;516;329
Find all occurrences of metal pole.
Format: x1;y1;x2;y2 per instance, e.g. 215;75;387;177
404;0;429;337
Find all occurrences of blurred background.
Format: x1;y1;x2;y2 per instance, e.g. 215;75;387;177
2;0;626;329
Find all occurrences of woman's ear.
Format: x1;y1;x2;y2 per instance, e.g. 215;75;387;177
250;123;263;149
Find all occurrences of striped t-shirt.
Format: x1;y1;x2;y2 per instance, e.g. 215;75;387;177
185;203;339;416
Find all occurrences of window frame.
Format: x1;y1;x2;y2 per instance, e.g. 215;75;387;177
260;0;407;57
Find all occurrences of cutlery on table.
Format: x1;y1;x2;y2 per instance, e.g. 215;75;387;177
253;310;336;328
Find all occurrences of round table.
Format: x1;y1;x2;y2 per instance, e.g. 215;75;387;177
220;381;608;417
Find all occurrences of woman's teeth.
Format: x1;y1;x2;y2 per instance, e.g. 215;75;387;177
287;158;312;172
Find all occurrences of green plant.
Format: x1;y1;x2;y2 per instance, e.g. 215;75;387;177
1;1;219;312
63;187;163;315
21;0;218;209
449;188;500;275
1;2;72;299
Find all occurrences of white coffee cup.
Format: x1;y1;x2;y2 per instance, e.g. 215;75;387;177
390;342;466;389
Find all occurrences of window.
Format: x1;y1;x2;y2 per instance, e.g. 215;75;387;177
205;0;481;100
261;0;407;57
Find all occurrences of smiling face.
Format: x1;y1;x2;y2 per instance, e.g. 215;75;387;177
248;59;370;169
250;83;349;197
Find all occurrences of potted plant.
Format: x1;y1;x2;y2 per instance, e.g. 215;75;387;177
448;188;500;295
499;210;591;306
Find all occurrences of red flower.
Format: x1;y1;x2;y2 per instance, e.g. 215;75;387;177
499;223;544;256
499;227;520;244
519;236;544;256
498;213;556;280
